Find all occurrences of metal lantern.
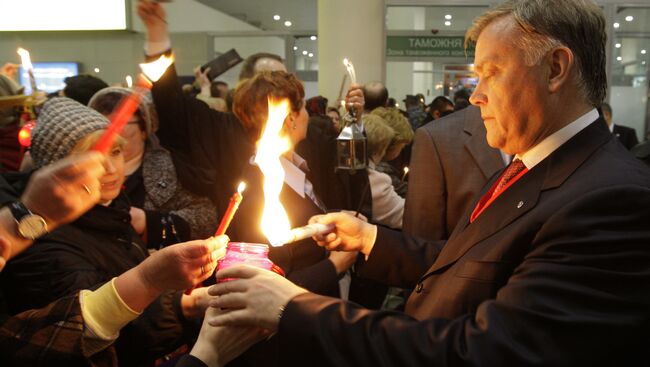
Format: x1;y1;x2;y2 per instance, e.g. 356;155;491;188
336;117;367;172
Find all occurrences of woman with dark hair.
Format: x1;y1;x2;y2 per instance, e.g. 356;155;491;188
89;87;216;249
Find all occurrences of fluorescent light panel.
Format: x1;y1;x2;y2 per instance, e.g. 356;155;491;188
0;0;127;31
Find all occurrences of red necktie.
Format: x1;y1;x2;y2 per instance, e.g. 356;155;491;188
493;159;526;195
470;159;527;222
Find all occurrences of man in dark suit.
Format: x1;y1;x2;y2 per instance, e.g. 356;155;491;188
404;105;505;240
197;1;650;366
601;102;639;149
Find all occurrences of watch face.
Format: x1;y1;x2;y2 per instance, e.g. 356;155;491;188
18;215;48;239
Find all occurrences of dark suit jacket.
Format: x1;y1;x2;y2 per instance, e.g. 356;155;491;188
403;106;505;240
613;124;639;150
277;118;650;366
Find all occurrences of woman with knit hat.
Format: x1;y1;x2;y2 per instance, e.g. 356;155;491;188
1;97;212;366
89;87;216;249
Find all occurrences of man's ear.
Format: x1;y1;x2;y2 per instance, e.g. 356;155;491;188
547;46;574;93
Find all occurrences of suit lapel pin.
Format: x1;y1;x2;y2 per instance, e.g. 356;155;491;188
517;201;524;209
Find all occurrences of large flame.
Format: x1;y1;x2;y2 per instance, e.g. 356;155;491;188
139;54;174;83
256;98;292;246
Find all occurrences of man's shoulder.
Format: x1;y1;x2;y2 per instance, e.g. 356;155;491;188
419;106;481;135
613;124;636;133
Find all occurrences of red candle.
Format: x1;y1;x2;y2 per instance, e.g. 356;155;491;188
215;182;246;236
185;182;246;295
92;75;152;154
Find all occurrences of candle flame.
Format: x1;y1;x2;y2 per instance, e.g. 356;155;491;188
139;54;174;83
256;98;292;247
237;181;246;194
404;167;409;174
125;75;133;88
343;58;356;84
17;48;33;71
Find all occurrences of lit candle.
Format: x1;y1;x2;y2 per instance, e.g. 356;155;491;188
93;55;173;154
215;182;246;236
270;223;335;247
402;166;410;181
17;48;36;93
125;75;133;88
343;58;356;85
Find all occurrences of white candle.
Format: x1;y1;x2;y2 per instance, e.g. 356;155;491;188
271;223;335;247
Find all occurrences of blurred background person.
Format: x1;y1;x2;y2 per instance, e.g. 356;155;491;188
601;102;639;150
61;74;108;106
422;96;454;125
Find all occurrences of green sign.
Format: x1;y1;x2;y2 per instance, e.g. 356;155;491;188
387;36;474;58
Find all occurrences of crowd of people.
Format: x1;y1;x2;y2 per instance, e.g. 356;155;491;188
1;0;650;366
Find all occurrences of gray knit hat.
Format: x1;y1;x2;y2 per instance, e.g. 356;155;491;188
31;97;109;168
88;87;159;137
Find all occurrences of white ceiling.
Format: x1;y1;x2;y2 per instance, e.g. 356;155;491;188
197;0;318;32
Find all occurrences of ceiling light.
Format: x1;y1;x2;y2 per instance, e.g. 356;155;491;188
273;15;281;21
643;61;647;65
445;14;452;20
615;43;621;48
302;50;308;55
444;21;451;26
308;53;314;57
617;56;622;61
625;15;633;22
284;20;292;27
613;22;620;29
642;50;647;55
310;36;317;41
293;46;298;51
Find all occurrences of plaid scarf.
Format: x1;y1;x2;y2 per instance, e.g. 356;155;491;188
0;293;117;367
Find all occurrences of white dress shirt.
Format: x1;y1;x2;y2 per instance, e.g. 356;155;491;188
517;109;599;170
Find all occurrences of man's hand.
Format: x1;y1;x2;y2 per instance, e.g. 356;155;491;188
308;212;377;256
22;151;105;229
191;307;269;367
137;0;168;43
345;83;365;117
207;265;308;331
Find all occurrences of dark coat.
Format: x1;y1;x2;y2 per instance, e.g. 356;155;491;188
613;124;639;150
149;57;370;297
125;143;217;249
403;106;505;240
1;192;195;367
276;119;650;366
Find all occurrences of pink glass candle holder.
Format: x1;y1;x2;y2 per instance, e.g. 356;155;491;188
217;242;285;282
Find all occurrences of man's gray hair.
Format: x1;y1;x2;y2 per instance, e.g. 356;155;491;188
465;0;607;107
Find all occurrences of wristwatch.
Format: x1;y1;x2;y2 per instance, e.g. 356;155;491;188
9;201;48;240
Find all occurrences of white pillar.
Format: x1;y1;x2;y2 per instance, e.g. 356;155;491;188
317;0;386;104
